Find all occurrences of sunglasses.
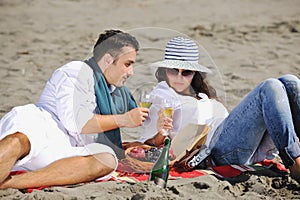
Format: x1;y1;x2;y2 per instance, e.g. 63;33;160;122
166;68;195;77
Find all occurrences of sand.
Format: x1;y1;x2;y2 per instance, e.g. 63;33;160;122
0;0;300;199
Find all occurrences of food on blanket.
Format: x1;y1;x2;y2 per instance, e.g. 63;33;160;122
128;146;175;163
145;147;161;162
129;147;146;159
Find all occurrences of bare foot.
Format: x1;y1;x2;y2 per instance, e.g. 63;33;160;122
289;157;300;184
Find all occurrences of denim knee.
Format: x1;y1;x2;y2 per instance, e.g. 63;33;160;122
279;74;299;83
261;78;285;93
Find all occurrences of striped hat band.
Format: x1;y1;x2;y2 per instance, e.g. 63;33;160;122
150;37;212;73
165;37;199;62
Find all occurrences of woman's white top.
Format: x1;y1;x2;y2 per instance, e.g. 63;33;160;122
139;81;229;147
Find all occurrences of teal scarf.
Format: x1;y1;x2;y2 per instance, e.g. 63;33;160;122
85;57;137;159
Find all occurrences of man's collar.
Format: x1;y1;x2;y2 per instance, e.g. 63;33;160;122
108;85;116;94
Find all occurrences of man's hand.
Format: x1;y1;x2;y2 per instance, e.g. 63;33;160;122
120;107;149;128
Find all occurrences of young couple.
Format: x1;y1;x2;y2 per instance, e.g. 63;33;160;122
0;30;299;189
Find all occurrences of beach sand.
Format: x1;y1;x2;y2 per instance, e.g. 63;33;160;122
0;0;300;199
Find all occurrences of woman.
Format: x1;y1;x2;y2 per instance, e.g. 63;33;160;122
140;37;300;183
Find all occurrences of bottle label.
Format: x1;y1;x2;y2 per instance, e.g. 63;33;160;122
154;177;166;188
187;148;210;169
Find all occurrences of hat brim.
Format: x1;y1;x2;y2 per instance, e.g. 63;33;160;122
150;60;212;74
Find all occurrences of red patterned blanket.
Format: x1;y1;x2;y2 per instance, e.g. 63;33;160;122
10;159;288;193
107;159;287;183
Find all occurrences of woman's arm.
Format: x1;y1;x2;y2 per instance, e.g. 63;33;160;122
144;109;173;146
144;132;166;146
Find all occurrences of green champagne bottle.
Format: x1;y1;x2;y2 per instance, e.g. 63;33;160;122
148;137;171;188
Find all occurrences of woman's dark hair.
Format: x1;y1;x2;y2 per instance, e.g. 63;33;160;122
93;29;139;62
155;67;218;99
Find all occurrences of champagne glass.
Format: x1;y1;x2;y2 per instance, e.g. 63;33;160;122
161;99;175;136
139;92;153;108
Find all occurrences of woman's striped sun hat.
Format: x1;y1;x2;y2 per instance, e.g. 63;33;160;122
151;37;212;73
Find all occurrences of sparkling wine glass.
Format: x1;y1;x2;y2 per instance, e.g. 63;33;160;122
161;99;175;136
139;92;153;108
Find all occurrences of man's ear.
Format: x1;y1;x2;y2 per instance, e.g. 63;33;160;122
103;53;114;65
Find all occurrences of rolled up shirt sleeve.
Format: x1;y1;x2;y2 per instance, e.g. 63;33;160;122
52;61;96;135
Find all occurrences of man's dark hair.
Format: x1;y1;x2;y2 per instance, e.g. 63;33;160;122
93;29;139;62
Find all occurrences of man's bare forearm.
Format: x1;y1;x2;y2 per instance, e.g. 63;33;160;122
81;114;126;134
81;107;149;134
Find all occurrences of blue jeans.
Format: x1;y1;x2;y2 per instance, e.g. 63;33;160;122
211;74;300;167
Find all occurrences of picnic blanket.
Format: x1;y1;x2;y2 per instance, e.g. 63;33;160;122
107;158;288;183
10;159;288;193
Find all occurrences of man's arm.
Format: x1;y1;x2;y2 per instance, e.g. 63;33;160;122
81;107;149;134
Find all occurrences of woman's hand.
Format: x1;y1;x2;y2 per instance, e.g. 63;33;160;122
157;108;173;135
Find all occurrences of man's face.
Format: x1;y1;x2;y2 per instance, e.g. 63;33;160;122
104;46;136;87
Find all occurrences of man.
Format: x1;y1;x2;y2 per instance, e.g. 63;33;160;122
0;30;149;189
